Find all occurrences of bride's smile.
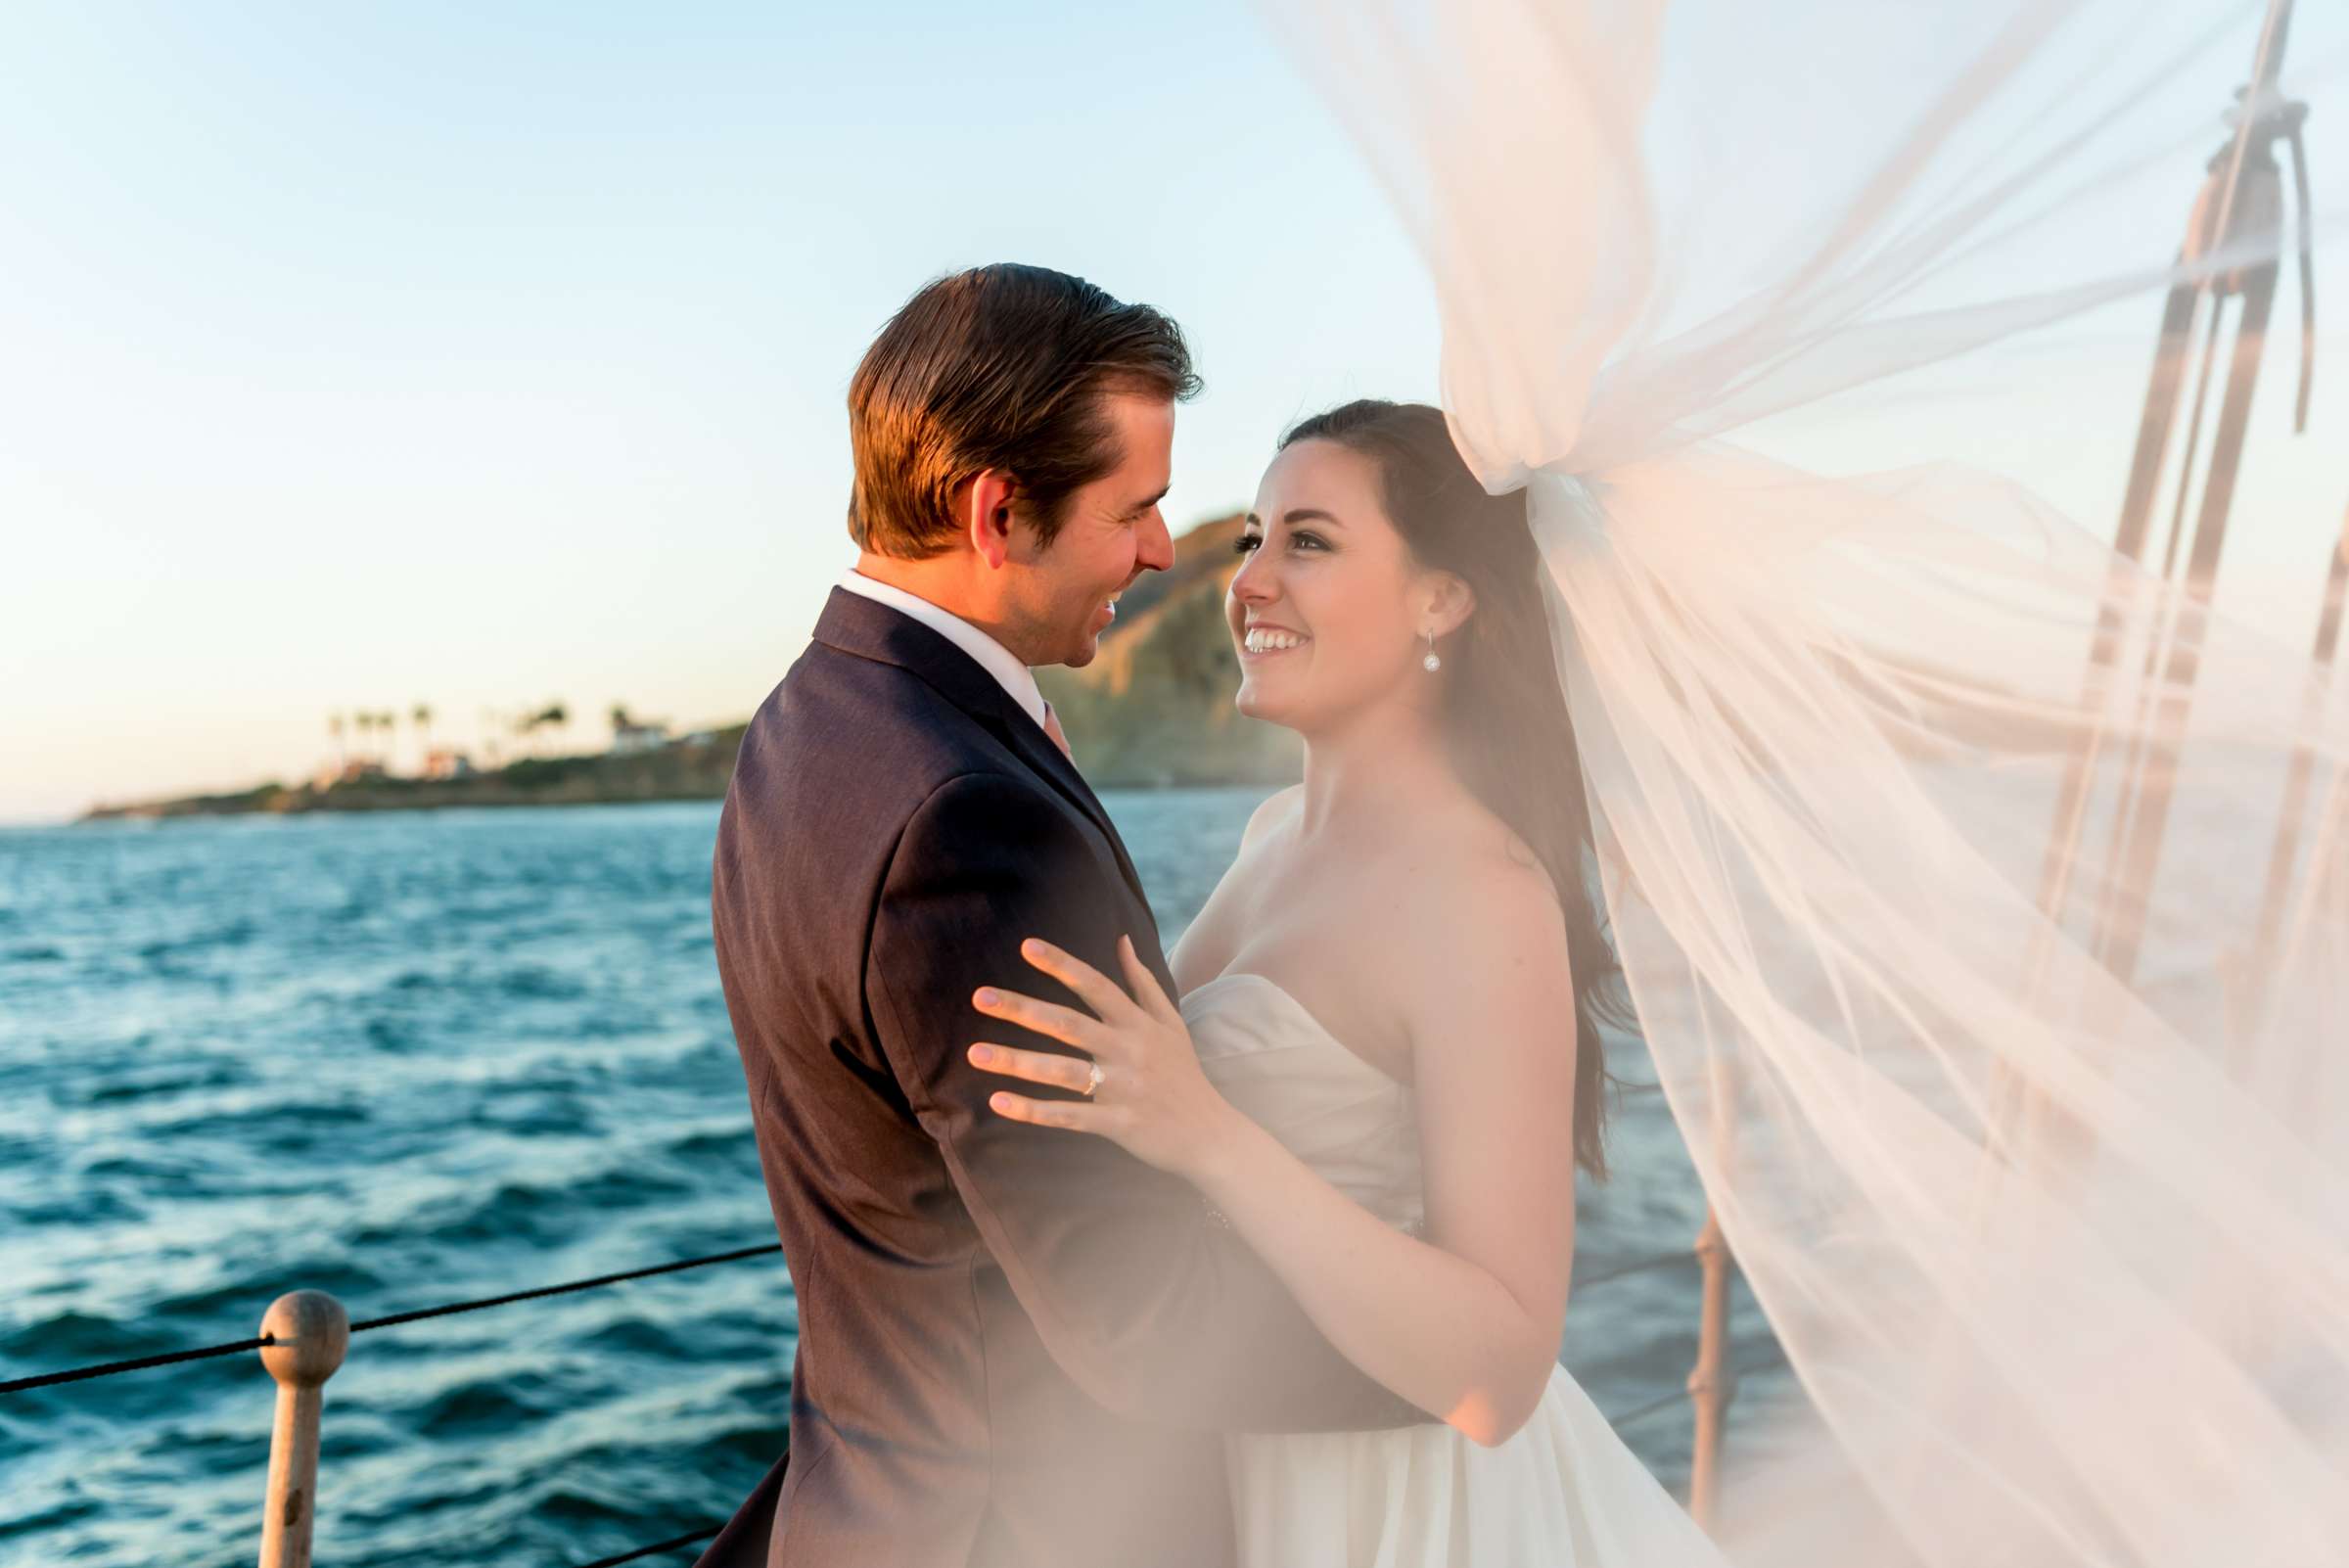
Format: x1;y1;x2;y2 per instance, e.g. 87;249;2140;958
1239;623;1310;654
1226;437;1474;734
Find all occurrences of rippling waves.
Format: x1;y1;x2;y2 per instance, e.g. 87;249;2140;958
0;794;1765;1566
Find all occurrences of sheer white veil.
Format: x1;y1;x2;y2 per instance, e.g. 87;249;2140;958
1264;2;2349;1563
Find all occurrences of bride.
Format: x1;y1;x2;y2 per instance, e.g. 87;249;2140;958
969;397;1729;1564
970;1;2349;1563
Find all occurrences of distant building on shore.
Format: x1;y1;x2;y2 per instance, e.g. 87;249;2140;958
610;718;669;756
422;749;475;781
311;759;389;792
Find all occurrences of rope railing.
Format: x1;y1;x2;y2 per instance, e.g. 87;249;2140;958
6;1232;1737;1564
573;1523;726;1567
1572;1247;1699;1292
0;1331;273;1395
0;1242;783;1396
1609;1345;1785;1431
345;1242;782;1333
1612;1384;1699;1430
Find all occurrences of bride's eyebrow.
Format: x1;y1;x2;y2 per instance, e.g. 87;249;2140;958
1239;508;1346;529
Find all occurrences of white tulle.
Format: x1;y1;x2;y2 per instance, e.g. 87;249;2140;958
1263;2;2349;1564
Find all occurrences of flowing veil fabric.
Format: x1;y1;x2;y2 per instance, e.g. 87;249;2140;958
1264;2;2349;1563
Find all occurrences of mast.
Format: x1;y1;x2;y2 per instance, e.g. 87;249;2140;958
2034;0;2317;985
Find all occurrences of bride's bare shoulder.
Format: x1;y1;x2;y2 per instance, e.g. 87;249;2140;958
1386;834;1580;1074
1169;786;1303;989
1386;803;1574;986
1239;783;1305;852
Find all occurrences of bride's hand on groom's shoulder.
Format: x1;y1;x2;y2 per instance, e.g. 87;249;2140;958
969;936;1245;1182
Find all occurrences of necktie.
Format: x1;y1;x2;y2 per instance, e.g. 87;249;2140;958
1040;701;1072;761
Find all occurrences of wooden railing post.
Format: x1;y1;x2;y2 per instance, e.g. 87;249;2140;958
1685;1206;1735;1530
255;1290;348;1568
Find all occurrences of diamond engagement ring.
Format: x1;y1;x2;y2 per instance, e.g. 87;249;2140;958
1082;1061;1104;1099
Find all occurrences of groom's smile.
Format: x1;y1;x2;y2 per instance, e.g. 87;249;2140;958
1021;391;1176;669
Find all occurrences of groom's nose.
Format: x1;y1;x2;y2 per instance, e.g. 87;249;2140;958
1135;507;1174;573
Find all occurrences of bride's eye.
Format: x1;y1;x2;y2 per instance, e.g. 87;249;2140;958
1234;532;1263;554
1291;530;1330;552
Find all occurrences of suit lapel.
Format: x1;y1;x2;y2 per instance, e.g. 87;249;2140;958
812;588;1153;913
990;693;1151;910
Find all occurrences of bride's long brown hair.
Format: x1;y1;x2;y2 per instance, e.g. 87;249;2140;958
1281;399;1626;1178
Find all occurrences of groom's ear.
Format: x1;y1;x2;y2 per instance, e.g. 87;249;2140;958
959;469;1021;570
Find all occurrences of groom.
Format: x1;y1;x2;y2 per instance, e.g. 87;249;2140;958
696;264;1420;1568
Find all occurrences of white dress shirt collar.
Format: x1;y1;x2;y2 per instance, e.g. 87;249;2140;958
837;570;1049;731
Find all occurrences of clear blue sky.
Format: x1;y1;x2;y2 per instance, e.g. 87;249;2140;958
4;1;2344;822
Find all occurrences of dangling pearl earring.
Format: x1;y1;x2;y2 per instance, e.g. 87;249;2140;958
1421;629;1442;672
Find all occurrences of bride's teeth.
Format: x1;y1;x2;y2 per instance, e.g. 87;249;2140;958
1245;628;1307;653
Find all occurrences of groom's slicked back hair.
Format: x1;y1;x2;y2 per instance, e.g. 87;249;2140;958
847;263;1200;558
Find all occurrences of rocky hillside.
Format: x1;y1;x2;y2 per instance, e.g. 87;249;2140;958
1036;513;1302;788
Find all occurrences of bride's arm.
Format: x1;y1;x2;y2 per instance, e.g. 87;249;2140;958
1197;902;1579;1448
970;870;1579;1448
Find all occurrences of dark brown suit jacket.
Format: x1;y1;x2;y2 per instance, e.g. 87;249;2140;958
696;589;1420;1568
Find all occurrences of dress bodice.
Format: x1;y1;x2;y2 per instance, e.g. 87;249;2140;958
1181;973;1425;1234
1185;974;1729;1568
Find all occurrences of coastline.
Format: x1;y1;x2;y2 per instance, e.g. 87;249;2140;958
78;726;751;821
81;513;1303;824
76;720;1299;823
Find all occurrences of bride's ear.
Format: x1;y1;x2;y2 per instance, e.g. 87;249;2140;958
1424;573;1475;638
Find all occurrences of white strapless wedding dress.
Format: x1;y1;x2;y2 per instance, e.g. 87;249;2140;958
1184;973;1732;1568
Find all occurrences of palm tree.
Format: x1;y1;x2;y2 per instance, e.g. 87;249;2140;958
327;713;346;768
413;703;434;766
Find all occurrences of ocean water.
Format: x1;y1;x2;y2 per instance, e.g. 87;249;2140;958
0;795;1772;1567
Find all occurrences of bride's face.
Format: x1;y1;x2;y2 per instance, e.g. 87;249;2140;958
1228;438;1435;733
